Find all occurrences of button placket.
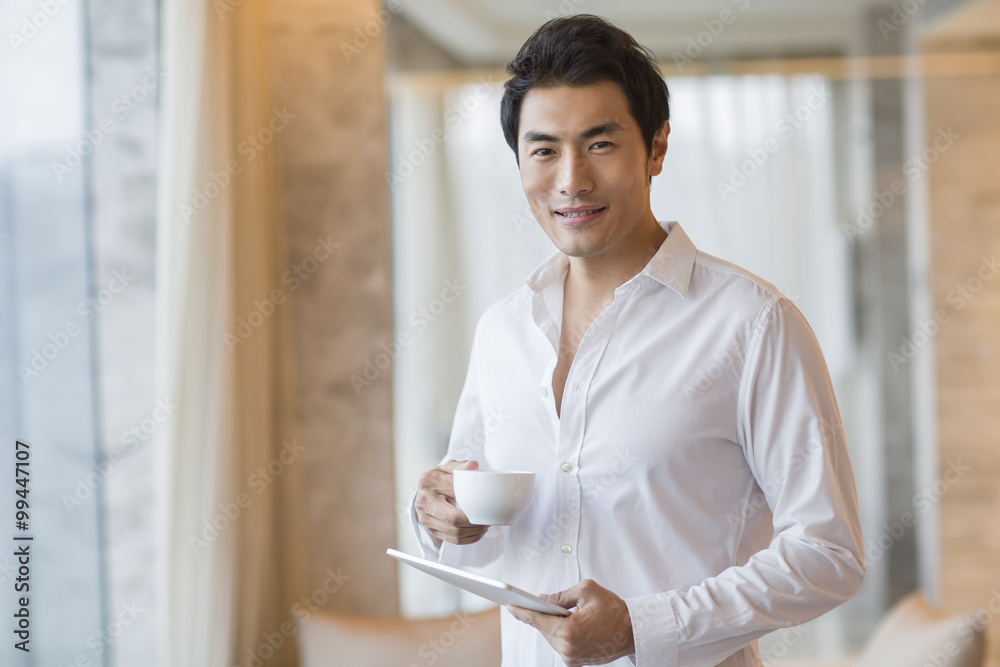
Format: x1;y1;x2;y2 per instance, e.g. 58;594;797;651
554;376;579;572
537;354;556;406
558;297;625;573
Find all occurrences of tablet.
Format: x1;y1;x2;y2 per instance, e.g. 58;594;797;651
386;548;572;616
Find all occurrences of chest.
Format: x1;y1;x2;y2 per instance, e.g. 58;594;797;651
476;286;752;481
551;307;600;416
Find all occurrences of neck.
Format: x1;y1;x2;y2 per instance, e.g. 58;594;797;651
565;210;667;308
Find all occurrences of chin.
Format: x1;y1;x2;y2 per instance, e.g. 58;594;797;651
556;239;604;259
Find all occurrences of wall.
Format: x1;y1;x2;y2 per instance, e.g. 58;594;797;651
268;0;398;615
923;2;1000;664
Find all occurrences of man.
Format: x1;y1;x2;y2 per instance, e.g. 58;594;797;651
412;14;864;667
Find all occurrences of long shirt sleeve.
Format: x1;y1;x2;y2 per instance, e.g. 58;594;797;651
410;321;507;569
410;221;864;667
624;294;864;667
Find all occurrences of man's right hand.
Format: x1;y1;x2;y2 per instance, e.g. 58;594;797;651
415;459;489;546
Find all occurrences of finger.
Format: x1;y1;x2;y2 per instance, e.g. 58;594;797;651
422;460;479;497
505;604;533;625
506;604;562;635
418;491;484;529
436;458;480;473
417;510;489;540
426;524;489;546
544;580;589;609
419;468;458;497
417;507;489;540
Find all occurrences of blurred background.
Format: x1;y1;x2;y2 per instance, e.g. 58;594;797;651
0;0;998;666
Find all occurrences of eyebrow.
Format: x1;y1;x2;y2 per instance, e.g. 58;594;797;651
521;121;624;144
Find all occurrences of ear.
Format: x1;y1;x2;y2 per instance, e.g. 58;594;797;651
646;120;670;177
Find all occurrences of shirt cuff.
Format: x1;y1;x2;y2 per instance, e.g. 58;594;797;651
409;489;444;561
625;591;680;667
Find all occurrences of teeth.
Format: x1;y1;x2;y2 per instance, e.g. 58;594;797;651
560;208;601;218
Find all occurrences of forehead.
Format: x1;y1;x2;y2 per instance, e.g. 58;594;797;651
519;80;635;138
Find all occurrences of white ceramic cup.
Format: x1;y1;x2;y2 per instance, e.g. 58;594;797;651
453;470;535;525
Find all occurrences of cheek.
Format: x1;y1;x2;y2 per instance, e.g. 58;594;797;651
521;168;551;200
604;169;639;201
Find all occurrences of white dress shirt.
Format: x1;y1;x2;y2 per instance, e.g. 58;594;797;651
411;220;865;667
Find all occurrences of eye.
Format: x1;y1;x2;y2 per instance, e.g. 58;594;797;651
532;148;555;157
591;141;613;150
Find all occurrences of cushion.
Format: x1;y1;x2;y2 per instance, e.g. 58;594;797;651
854;592;986;667
297;606;501;667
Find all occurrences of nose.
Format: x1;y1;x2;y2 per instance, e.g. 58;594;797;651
557;151;593;198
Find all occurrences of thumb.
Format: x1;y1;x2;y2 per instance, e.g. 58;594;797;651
541;586;576;609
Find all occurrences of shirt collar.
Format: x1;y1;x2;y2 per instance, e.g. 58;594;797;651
525;220;697;299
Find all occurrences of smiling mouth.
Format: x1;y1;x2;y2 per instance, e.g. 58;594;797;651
555;207;606;218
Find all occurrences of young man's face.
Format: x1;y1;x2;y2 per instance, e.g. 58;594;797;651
517;79;668;261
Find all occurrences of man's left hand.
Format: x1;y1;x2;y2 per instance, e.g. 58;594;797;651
506;579;635;666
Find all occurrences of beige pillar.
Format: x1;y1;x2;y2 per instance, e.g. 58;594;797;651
923;3;1000;664
269;0;398;615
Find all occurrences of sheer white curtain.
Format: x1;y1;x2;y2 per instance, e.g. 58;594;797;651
390;73;859;656
652;75;852;379
389;75;555;617
155;1;302;665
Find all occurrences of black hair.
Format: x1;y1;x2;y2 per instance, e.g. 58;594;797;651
500;14;670;166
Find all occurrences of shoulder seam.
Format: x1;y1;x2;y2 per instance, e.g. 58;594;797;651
735;294;786;459
692;250;783;300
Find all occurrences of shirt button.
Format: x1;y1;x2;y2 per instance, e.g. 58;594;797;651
561;544;573;554
560;463;573;473
538;387;548;397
